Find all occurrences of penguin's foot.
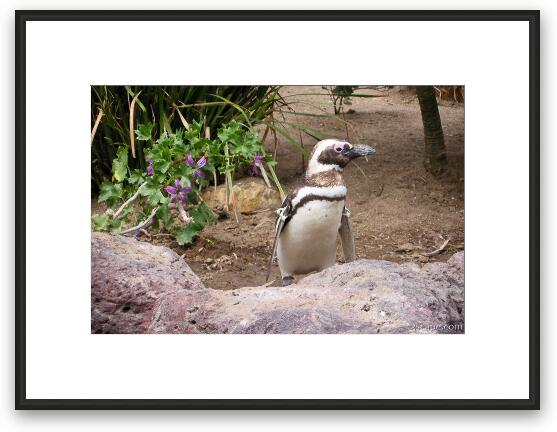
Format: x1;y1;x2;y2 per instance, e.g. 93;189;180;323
281;276;295;286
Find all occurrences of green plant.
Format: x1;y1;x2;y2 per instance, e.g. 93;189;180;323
91;86;279;191
92;119;276;245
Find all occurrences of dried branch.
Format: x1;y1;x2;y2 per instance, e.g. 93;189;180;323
173;103;190;130
351;161;368;179
139;228;151;239
110;182;146;219
422;237;450;257
212;170;218;193
258;163;272;188
120;206;159;235
177;202;193;224
91;109;104;144
129;90;142;159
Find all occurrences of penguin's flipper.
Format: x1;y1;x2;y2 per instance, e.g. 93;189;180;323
265;196;293;282
339;207;356;263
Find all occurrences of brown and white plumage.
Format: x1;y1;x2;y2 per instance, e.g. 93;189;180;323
267;139;375;286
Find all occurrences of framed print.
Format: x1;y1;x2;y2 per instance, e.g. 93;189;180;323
15;10;539;409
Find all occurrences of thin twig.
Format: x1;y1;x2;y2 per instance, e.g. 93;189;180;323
139;228;151;239
120;206;159;235
212;170;218;192
299;130;305;172
224;175;229;212
90;109;104;144
270;112;279;159
223;141;239;223
110;182;146;219
351;161;368;179
230;190;240;224
258;163;272;188
260;124;285;197
422;238;450;257
129;90;142;159
261;125;270;144
173;103;190;130
340;106;351;142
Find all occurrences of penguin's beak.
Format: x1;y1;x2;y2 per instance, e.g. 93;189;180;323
342;144;376;159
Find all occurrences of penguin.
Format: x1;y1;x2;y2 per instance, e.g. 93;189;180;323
267;139;376;286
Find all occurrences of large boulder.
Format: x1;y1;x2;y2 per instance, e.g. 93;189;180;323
202;177;281;214
151;253;464;334
91;233;464;334
91;232;204;333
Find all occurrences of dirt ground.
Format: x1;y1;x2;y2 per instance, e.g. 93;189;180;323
93;86;464;290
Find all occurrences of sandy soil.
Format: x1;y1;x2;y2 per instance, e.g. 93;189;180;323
93;86;464;290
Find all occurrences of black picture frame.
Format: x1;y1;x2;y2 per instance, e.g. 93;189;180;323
15;9;540;410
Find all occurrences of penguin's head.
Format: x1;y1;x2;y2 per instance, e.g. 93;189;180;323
307;139;375;175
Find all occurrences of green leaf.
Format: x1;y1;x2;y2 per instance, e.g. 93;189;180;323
175;223;203;245
147;190;164;207
190;202;217;226
108;219;123;234
91;214;110;230
112;146;129;182
158;160;171;174
172;140;187;158
139;179;160;197
135;123;154;141
185;120;203;141
217;120;242;143
128;170;145;185
91;214;122;234
156;131;173;147
98;181;123;206
171;163;190;179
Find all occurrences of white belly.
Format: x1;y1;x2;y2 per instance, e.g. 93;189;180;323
277;199;344;277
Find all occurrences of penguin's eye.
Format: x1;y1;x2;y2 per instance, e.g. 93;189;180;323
334;145;343;153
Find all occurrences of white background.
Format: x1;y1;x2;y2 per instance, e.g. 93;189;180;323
1;0;555;430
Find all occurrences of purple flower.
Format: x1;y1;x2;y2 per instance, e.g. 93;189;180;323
252;154;264;176
166;178;192;205
147;159;154;176
185;154;207;178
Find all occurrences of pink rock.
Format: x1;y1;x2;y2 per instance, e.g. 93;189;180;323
92;232;464;334
91;233;204;333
